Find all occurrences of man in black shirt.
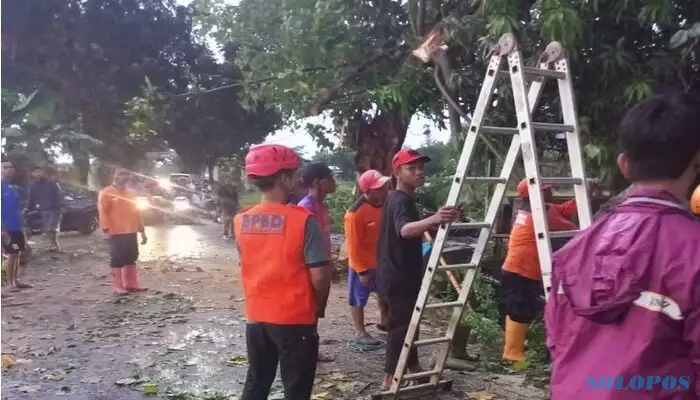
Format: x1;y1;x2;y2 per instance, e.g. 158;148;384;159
217;178;240;239
376;149;459;389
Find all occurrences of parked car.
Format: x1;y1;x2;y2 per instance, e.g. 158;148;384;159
24;188;99;236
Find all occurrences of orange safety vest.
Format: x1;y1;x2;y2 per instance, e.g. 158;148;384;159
503;201;578;281
233;203;317;325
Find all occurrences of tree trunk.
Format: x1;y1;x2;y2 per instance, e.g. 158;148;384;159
66;142;90;185
344;108;412;176
434;52;462;146
25;135;48;165
206;161;215;184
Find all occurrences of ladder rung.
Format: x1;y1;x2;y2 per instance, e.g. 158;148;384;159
540;177;583;185
450;222;490;230
549;230;579;239
402;369;441;380
414;337;451;346
480;126;517;135
532;122;574;132
424;300;464;310
523;66;566;79
480;122;573;136
372;380;453;399
436;263;476;272
462;177;508;184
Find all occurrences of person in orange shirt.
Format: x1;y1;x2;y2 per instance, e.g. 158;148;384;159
98;168;148;295
344;170;391;346
501;178;595;361
234;144;332;400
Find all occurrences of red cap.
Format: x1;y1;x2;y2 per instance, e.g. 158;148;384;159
517;178;552;198
358;170;391;193
245;144;301;177
392;149;431;171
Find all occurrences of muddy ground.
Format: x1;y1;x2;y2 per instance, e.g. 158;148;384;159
1;222;546;400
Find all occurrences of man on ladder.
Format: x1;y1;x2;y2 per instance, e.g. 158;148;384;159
501;178;595;362
375;32;594;399
376;149;460;390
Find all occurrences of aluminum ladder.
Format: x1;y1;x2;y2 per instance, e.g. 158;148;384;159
372;33;593;399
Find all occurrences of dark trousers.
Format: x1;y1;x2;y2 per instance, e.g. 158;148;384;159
241;323;319;400
500;270;544;324
384;290;420;375
108;233;139;268
222;211;235;237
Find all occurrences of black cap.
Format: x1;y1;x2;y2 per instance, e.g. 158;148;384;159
301;163;333;188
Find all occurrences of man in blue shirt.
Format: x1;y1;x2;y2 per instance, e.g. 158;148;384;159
2;161;32;290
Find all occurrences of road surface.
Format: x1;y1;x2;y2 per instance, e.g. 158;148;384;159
1;221;546;400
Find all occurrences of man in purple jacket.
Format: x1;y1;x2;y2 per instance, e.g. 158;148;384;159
545;92;700;400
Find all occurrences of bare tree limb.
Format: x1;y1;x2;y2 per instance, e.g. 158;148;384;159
432;64;509;166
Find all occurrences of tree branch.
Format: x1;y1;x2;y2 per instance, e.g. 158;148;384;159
310;43;409;116
432;65;510;167
168;61;362;98
416;0;426;36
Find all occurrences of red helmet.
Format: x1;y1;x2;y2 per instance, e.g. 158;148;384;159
517;178;552;198
245;144;301;177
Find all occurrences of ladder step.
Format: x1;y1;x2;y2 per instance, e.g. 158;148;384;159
450;222;490;230
540;177;583;185
402;369;441;380
532;122;574;132
462;177;508;184
414;337;451;346
480;122;573;136
372;379;453;399
523;66;566;79
424;300;464;310
436;263;476;272
549;230;579;239
480;126;518;135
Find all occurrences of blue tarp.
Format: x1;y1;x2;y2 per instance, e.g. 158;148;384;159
422;242;432;257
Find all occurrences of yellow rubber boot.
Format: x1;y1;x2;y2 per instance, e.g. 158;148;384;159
502;316;528;361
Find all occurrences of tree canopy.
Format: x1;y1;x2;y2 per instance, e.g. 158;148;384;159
3;0;698;186
195;0;699;182
1;0;280;183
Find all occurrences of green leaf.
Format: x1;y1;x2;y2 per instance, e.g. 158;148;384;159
225;354;248;366
140;383;159;396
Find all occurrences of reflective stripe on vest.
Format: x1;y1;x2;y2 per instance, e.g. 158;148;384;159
234;203;317;325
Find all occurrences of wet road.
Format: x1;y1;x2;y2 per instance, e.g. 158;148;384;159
1;221;547;400
140;222;227;262
2;221;254;400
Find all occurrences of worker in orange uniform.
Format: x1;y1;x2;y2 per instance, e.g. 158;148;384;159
234;144;332;400
98;168;148;295
501;178;593;361
344;169;391;347
692;183;700;217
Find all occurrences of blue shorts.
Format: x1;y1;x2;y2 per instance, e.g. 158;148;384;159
348;269;375;308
